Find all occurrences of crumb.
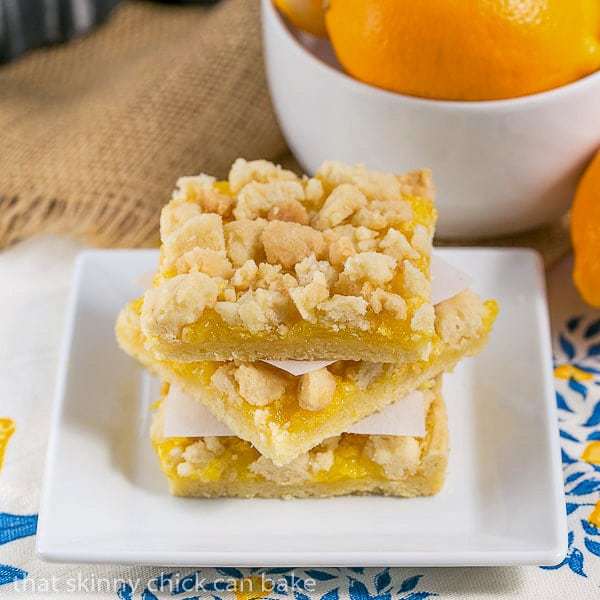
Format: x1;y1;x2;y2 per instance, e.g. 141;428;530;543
141;273;219;340
313;183;367;230
365;436;421;479
234;364;288;406
261;221;326;269
298;368;337;411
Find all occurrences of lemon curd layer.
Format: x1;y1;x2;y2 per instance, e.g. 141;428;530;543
154;433;385;485
180;303;430;351
147;308;435;363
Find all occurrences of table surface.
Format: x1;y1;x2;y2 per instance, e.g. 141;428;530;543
1;235;599;599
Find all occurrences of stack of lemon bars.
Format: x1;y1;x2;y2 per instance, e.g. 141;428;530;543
116;159;498;499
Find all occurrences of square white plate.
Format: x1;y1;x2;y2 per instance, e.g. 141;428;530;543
37;248;567;566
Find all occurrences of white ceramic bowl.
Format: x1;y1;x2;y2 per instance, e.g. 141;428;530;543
262;0;600;239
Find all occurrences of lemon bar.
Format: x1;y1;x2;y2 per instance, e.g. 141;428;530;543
151;379;447;499
138;158;437;362
118;289;497;466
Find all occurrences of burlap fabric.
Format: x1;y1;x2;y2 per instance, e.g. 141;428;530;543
0;0;571;265
0;0;287;249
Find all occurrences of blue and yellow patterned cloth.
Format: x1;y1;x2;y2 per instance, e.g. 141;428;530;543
1;239;599;599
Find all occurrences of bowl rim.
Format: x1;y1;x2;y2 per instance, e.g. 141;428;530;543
262;0;600;112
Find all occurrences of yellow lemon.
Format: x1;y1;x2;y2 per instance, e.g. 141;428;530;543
325;0;600;100
273;0;327;37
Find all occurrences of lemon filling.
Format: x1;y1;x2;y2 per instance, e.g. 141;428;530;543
155;433;387;485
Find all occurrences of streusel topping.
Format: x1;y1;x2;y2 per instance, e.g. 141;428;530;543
141;159;435;341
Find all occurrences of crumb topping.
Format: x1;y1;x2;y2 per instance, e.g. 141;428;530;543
298;368;337;411
144;158;435;338
289;271;330;322
261;220;326;269
234;364;287;406
435;289;486;346
312;183;367;230
364;436;421;479
318;294;369;331
345;362;384;390
411;304;436;335
342;252;397;286
224;219;267;267
249;453;312;484
141;273;220;340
